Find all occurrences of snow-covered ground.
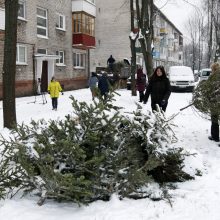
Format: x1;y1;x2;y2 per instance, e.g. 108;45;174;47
0;88;220;220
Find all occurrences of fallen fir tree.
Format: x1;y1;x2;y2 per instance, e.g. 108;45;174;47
0;92;194;205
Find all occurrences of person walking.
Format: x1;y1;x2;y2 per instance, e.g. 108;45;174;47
88;72;99;100
136;67;146;102
98;72;110;100
208;62;220;143
144;66;171;112
107;55;115;72
48;76;63;110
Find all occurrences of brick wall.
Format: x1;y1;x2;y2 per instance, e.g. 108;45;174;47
0;0;89;99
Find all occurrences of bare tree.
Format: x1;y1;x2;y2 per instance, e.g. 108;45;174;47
3;0;18;128
135;0;154;77
213;0;220;62
207;0;214;66
129;0;137;96
201;0;220;64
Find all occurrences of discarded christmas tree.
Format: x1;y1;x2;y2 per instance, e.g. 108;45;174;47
0;92;194;204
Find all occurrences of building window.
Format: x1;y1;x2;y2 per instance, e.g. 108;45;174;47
18;0;26;19
56;13;65;30
56;51;65;65
37;7;48;38
37;48;47;54
16;44;27;64
72;13;95;36
73;53;86;68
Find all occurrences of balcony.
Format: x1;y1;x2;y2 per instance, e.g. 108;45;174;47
72;0;96;17
72;33;95;49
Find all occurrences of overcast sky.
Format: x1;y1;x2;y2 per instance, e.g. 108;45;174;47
154;0;202;37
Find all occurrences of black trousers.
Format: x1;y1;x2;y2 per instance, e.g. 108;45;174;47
151;101;168;112
139;91;144;102
52;97;58;109
211;114;219;141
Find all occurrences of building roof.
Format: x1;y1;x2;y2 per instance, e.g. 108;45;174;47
154;5;183;36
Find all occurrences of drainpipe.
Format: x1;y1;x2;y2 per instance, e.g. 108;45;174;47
32;44;36;94
87;49;90;79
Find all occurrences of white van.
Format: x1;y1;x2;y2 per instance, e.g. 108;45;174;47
168;66;195;91
199;68;212;81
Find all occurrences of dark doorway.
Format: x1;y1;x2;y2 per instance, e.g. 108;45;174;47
40;61;48;93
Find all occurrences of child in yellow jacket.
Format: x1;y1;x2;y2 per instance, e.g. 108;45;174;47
48;76;63;110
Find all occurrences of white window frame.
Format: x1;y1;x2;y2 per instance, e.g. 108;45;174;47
18;0;26;20
73;52;86;69
56;51;65;66
37;7;48;38
16;44;27;65
56;13;66;31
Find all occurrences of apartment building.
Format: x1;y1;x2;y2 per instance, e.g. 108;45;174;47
153;10;183;71
0;0;96;98
90;0;183;73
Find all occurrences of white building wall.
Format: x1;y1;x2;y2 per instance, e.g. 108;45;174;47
0;8;5;30
91;1;183;72
90;0;131;71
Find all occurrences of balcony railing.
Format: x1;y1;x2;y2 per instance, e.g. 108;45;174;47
72;33;95;49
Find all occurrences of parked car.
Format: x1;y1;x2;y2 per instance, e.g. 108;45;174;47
199;68;212;81
168;66;195;92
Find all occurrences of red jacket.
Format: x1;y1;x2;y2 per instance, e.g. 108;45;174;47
136;69;146;92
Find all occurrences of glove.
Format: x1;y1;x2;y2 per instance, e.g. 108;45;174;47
48;91;50;94
161;99;166;106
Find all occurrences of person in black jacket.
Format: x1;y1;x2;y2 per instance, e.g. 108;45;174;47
144;66;171;112
107;55;115;71
98;72;110;100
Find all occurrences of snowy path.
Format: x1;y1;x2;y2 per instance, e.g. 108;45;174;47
0;89;220;220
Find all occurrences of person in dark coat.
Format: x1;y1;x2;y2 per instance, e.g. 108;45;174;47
107;55;115;71
98;72;110;100
88;72;99;100
144;66;171;112
208;62;220;142
136;67;146;102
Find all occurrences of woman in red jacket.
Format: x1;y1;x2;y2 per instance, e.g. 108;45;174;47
136;67;146;102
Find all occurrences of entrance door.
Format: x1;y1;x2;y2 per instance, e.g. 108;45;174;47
41;61;48;93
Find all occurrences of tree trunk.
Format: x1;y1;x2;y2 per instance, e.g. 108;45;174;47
207;0;214;66
146;39;153;76
214;0;220;62
130;0;137;96
3;0;18;128
136;0;154;77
